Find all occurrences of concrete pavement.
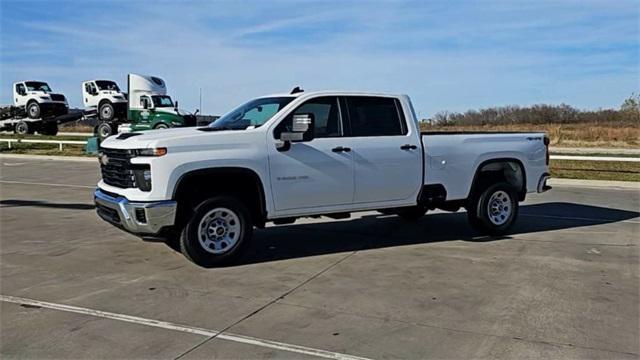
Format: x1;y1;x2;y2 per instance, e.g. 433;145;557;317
0;158;638;359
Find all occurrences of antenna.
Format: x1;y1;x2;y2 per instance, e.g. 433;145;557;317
290;86;304;94
199;87;202;113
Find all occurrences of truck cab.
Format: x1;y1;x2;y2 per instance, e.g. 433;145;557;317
125;74;196;132
13;81;68;119
82;80;127;121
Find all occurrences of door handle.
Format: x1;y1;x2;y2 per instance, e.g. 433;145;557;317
400;144;418;150
332;146;351;153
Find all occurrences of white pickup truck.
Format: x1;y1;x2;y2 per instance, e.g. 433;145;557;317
95;90;551;267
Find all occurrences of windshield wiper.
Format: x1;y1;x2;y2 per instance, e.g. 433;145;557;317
198;126;239;132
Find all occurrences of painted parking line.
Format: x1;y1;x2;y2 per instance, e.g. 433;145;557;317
0;294;370;360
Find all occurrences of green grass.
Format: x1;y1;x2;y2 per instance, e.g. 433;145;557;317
0;142;91;157
551;159;640;182
0;133;91;141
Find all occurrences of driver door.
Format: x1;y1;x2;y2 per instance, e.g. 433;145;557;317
267;96;355;212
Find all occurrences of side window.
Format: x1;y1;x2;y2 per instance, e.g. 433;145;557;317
140;96;151;109
346;96;406;136
84;83;92;94
274;96;342;139
15;84;25;95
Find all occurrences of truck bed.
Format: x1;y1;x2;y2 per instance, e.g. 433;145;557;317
421;131;548;201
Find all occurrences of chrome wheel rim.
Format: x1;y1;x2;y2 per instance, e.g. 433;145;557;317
28;105;38;117
198;207;241;254
487;190;511;226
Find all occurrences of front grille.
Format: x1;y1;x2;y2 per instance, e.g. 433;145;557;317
100;148;136;188
50;94;65;102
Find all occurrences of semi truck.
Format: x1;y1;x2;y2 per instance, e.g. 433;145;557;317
93;74;197;139
94;89;551;267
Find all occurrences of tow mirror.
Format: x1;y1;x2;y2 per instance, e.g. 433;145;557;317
277;113;314;151
175;101;179;109
142;100;149;109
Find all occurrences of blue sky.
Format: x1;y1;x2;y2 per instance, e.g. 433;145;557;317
1;0;638;118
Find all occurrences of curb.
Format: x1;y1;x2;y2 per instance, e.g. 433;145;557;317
0;154;96;162
549;178;639;190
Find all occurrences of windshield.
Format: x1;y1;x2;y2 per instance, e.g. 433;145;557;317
209;97;294;130
152;95;174;107
95;80;120;91
25;82;52;92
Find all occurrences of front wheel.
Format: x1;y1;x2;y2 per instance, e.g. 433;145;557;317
180;196;253;267
99;102;115;121
154;123;169;130
467;182;519;235
27;102;41;119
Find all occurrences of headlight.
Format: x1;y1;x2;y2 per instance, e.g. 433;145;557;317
39;96;50;100
113;95;124;100
133;148;167;156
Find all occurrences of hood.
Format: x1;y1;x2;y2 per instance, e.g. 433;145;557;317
155;107;191;116
100;127;215;149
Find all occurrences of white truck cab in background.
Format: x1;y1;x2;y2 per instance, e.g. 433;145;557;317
13;81;68;119
82;79;128;122
95;89;551;267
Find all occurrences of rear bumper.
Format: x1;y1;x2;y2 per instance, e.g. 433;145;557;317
94;188;177;235
537;173;552;193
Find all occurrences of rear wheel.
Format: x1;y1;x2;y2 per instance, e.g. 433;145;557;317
154;123;169;130
180;196;253;267
14;121;30;135
27;102;41;119
467;182;519;235
96;122;114;139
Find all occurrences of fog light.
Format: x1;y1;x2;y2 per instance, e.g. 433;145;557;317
135;208;147;223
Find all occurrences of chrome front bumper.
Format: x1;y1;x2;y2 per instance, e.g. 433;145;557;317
94;189;177;235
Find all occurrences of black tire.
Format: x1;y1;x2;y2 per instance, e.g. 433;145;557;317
180;196;253;267
27;102;41;119
40;122;58;136
96;122;114;139
398;207;427;221
99;102;115;121
467;182;519;235
154;123;169;130
14;121;30;135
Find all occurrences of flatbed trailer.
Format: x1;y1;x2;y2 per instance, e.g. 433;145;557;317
0;106;85;136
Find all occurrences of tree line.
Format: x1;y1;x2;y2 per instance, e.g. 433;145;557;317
426;93;640;126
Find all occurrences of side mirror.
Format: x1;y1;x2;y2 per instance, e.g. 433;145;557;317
142;100;149;109
277;113;314;151
175;101;179;109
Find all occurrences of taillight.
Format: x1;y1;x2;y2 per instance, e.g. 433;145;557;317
544;136;550;165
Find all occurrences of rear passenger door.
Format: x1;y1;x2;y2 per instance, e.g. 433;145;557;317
344;96;422;204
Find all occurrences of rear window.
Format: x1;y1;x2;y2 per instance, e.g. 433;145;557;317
346;96;405;136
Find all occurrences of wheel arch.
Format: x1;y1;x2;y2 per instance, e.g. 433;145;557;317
172;166;268;227
467;158;527;201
